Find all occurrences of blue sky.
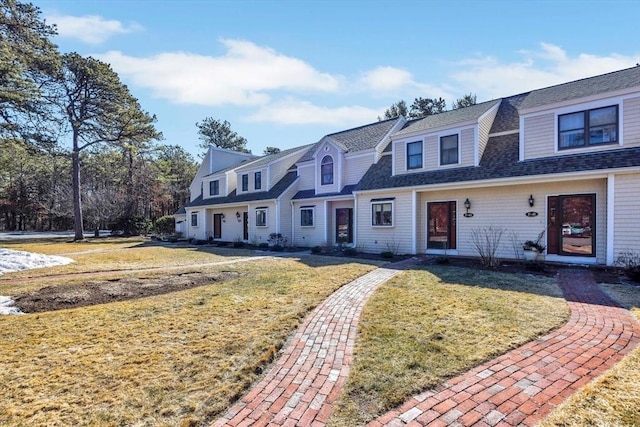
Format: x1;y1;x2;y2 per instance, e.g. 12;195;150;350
33;0;640;158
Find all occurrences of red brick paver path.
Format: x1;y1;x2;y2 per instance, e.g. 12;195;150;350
369;269;640;426
213;258;416;427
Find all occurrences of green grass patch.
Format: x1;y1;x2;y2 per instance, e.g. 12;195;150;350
329;265;569;425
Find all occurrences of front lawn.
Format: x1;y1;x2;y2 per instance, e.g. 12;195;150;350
0;240;379;427
329;265;570;425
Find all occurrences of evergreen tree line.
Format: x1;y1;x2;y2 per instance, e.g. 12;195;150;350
1;0;198;237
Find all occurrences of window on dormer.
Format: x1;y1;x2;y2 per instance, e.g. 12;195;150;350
255;171;262;190
209;180;219;196
440;134;459;165
559;105;618;149
321;156;333;185
241;174;248;192
406;141;422;169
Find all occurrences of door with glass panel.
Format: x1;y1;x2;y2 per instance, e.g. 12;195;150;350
427;201;456;250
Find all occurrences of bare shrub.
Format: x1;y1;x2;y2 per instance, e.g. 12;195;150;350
508;231;522;261
470;226;505;268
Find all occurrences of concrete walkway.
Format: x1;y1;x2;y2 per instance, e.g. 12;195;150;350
213;266;640;427
370;269;640;426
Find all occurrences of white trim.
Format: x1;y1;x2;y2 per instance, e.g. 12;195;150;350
391;118;480;140
489;129;519;138
545;255;598;265
519;116;525;162
553;102;623;154
519;89;640;115
324;199;329;243
344;150;375;160
255;207;268;227
473;126;479;166
606;174;615;266
405;140;424;172
353;197;358;247
411;190;417;254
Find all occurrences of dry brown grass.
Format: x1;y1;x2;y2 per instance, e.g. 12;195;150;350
0;241;380;427
329;265;570;426
539;282;640;427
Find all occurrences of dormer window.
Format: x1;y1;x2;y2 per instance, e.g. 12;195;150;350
241;174;248;192
440;134;459;165
321;155;334;185
406;141;423;170
255;171;262;190
209;180;219;196
559;105;618;149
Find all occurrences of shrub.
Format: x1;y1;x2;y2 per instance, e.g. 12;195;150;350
469;226;505;268
267;233;287;247
258;242;269;249
343;247;357;256
380;251;394;259
615;250;640;282
233;240;244;248
270;245;284;252
154;215;175;235
112;215;152;236
311;246;322;254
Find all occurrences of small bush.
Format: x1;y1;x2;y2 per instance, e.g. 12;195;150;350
267;233;287;247
470;226;505;268
311;246;322;254
436;256;450;265
154;215;175;235
217;241;229;247
343;247;357;256
380;251;394;259
270;245;284;252
616;250;640;282
258;242;269;249
194;239;207;245
233;240;244;248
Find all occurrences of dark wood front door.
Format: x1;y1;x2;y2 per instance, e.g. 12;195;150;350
213;213;222;239
548;194;595;257
427;201;457;250
336;208;353;244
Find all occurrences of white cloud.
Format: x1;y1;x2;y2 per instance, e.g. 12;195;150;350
450;43;639;100
359;66;454;100
47;13;142;44
247;98;382;126
97;39;340;106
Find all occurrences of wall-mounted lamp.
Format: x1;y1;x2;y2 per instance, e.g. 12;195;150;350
221;213;226;222
528;194;535;208
236;211;241;222
463;198;474;217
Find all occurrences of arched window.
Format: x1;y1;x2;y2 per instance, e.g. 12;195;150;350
321;155;333;185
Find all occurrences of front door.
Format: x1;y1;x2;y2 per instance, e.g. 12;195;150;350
427;201;457;250
548;194;595;256
243;212;248;240
336;208;353;244
213;213;223;239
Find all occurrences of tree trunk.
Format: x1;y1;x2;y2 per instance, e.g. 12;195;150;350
72;138;84;241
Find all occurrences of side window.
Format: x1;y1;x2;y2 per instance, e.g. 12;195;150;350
440;134;459;165
321;155;333;185
371;202;393;226
191;212;198;227
406;141;423;169
241;174;248;192
256;208;267;227
300;207;314;227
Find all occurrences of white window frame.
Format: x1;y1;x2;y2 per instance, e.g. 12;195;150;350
255;207;268;227
320;155;334;185
439;133;460;166
190;212;199;227
371;200;394;227
406;140;423;170
254;171;262;190
300;206;315;227
209;180;219;196
241;174;249;192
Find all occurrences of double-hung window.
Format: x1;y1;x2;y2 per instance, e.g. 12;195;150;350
371;201;393;226
209;180;219;196
255;207;267;227
254;171;262;190
191;212;198;227
406;141;423;170
241;174;248;192
300;206;314;227
440;134;459;165
559;105;618;149
321;156;333;185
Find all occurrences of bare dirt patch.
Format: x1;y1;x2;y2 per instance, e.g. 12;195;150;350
13;271;240;313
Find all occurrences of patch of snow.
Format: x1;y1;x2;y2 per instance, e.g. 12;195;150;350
0;230;111;241
0;248;74;276
0;296;23;315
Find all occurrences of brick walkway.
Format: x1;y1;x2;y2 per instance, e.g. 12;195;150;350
213;258;417;427
369;269;640;427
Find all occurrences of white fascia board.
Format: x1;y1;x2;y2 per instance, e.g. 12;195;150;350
391;118;479;141
477;100;502;121
374;117;406;152
292;194;355;204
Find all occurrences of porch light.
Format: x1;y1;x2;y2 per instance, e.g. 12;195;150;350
463;198;473;218
528;194;535;207
236;211;241;222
